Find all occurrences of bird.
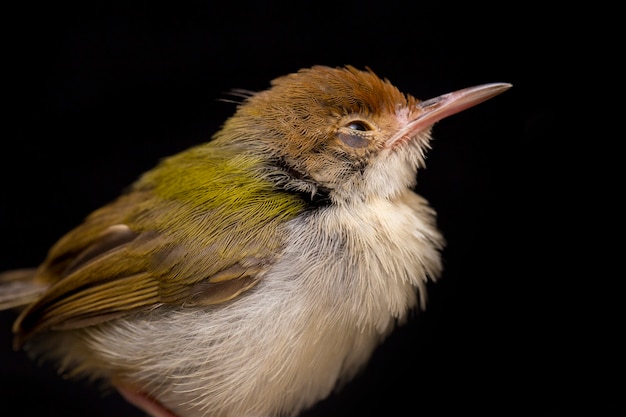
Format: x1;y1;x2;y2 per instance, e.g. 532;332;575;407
0;65;511;417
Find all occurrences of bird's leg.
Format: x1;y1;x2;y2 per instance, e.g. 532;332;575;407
114;383;179;417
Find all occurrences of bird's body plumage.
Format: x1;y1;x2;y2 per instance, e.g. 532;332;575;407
0;65;510;417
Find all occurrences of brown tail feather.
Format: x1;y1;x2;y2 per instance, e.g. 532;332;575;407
0;268;48;310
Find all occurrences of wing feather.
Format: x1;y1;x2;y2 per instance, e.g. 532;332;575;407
10;149;307;347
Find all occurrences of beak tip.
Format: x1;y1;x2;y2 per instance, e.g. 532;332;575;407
483;82;513;95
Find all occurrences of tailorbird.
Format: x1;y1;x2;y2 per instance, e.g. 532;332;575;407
0;65;511;417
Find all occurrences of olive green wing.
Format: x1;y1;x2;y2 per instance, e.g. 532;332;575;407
13;185;303;347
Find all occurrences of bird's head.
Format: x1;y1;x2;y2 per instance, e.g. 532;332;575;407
213;65;511;204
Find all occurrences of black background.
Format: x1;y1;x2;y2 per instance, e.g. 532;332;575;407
0;2;621;417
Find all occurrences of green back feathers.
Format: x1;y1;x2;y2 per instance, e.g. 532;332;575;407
133;143;307;246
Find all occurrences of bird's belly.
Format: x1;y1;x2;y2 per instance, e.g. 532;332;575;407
43;277;389;417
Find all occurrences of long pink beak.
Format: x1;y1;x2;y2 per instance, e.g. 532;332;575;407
388;82;512;147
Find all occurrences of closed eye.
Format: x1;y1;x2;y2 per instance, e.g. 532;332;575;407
346;121;371;131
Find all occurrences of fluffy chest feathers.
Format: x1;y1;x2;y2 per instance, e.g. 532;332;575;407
281;189;444;331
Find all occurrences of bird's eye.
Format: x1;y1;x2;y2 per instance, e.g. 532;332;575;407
339;120;372;148
346;121;370;131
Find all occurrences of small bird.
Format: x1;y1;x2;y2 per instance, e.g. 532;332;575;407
0;65;510;417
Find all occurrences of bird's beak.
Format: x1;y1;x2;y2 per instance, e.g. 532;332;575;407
387;82;512;147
